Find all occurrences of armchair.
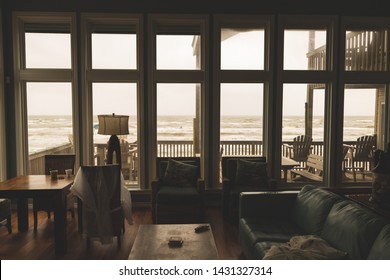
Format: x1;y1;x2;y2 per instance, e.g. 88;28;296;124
221;156;274;224
151;157;204;224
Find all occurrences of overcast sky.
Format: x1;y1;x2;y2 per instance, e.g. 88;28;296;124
25;31;375;116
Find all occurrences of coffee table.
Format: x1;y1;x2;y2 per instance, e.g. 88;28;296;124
128;224;219;259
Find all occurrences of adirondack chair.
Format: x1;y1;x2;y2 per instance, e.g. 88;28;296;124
283;135;313;168
344;135;377;181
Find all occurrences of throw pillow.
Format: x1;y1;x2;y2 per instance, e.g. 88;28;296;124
163;158;198;188
235;159;269;188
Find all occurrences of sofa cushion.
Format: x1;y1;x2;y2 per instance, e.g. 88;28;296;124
292;185;343;235
235;159;269;188
162;158;198;188
321;200;389;259
239;217;304;259
367;224;390;260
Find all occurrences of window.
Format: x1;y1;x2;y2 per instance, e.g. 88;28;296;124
26;82;73;155
156;83;200;156
284;29;327;70
25;32;71;69
156;35;200;70
150;15;208;183
82;14;142;187
345;29;387;71
340;19;390;185
278;17;333;185
282;83;325;183
220;83;264;155
92;33;137;69
13;13;77;175
221;28;264;70
342;84;385;183
92;83;137;183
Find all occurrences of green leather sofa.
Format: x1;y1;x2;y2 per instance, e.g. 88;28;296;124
238;185;390;259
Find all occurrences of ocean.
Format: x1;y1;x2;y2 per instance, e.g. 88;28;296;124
27;115;375;154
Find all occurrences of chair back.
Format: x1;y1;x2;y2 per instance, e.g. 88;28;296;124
292;135;313;162
354;135;377;160
221;156;266;182
71;164;123;241
156;157;201;180
44;154;76;175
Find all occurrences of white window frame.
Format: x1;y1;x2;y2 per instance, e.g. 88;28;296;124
81;13;144;187
212;15;274;187
338;17;390;185
276;15;337;186
12;12;78;175
148;14;209;187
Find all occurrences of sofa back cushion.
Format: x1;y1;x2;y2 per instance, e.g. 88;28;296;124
321;200;389;259
367;224;390;260
292;185;343;235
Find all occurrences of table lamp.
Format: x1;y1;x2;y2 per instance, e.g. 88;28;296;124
97;113;129;166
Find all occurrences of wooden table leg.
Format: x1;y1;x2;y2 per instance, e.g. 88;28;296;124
17;197;29;232
53;191;67;256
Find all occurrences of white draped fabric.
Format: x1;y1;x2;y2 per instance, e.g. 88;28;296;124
71;165;133;244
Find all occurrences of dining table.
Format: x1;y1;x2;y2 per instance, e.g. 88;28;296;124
0;174;74;256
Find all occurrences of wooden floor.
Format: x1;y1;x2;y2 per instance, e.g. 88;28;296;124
0;206;245;260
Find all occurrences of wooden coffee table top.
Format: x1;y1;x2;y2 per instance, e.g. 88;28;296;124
128;224;219;260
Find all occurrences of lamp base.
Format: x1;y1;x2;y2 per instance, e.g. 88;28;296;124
106;135;121;166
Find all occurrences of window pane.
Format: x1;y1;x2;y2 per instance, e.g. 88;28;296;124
345;30;387;71
342;85;385;183
157;83;200;156
92;33;137;69
25;33;71;69
284;30;327;70
26;82;73;174
219;83;264;184
282;84;325;183
92;83;138;185
221;28;264;70
156;35;200;70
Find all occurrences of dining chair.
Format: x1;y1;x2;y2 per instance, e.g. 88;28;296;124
0;198;12;234
33;154;76;232
71;164;125;247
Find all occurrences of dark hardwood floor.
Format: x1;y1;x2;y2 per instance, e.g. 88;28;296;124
0;205;245;260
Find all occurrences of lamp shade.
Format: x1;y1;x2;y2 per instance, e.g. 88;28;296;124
97;114;129;136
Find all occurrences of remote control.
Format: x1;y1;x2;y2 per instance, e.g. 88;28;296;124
195;225;210;233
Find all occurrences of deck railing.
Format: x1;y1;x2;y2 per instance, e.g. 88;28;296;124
308;31;387;71
28;140;370;177
28;143;74;175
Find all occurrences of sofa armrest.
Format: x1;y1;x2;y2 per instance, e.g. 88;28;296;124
239;191;299;220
